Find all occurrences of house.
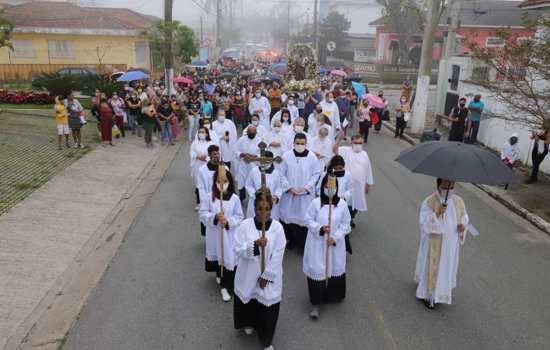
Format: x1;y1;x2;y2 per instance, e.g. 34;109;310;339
0;1;154;80
369;0;539;65
324;0;381;34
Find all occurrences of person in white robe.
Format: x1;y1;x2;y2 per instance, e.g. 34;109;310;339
196;145;222;236
243;114;269;139
307;106;324;137
248;89;271;131
200;170;243;302
309;127;334;171
282;117;312;153
500;133;519;167
319;92;341;132
285;95;300;122
263;120;287;159
235;125;263;200
212;110;237;166
278;133;322;250
414;179;469;309
233;189;286;350
333;133;374;227
245;151;284;220
190;126;215;210
303;174;351;319
194;118;219;146
270;108;293;134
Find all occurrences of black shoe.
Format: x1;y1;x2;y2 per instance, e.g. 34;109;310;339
350;220;356;229
424;299;435;309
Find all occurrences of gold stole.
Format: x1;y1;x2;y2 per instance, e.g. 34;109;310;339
425;193;465;294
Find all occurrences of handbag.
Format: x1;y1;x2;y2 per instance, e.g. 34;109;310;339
112;124;121;138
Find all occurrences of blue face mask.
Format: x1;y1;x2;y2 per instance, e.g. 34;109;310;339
324;188;337;198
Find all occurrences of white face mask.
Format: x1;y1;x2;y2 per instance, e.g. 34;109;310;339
352;144;363;153
294;125;304;133
203;124;211;129
328;98;334;103
288;100;295;105
252;120;259;126
255;93;261;98
218;116;225;122
294;144;306;153
439;189;454;199
273;126;281;133
198;132;207;140
282;116;289;121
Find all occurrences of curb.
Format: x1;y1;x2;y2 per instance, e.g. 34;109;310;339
381;120;550;236
4;142;182;350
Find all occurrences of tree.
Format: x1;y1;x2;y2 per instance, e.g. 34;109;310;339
0;10;13;48
376;0;424;65
319;11;351;64
468;17;549;131
146;20;198;70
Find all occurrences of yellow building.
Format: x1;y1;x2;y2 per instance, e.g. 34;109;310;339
0;1;154;80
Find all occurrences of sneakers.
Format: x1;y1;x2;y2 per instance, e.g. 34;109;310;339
215;277;221;285
220;288;231;302
243;327;254;336
309;306;319;319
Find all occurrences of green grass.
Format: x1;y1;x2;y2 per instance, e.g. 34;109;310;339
0;96;92;110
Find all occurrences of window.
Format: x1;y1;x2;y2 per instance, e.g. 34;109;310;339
485;37;505;48
48;40;74;59
10;40;34;58
135;42;148;65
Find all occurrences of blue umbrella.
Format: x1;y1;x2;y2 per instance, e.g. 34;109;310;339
272;63;287;74
117;70;149;82
317;66;329;74
351;81;365;98
189;60;208;68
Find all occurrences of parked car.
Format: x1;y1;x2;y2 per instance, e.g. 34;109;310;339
56;67;99;77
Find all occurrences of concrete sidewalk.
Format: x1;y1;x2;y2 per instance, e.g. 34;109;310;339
0;137;174;349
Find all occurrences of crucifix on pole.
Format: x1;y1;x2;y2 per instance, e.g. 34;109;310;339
249;141;282;272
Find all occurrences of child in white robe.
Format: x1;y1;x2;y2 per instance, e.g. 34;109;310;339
233;189;286;350
190;126;215;211
200;170;243;302
245;151;283;220
303;173;351;319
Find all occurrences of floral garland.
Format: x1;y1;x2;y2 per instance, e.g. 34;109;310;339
286;43;319;81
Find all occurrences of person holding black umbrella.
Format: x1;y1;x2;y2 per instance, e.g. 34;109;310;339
414;178;469;309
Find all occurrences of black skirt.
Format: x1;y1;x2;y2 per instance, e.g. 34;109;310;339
234;295;280;348
307;274;346;306
205;258;235;293
281;222;307;250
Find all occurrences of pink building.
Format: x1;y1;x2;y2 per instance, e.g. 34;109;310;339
370;0;539;65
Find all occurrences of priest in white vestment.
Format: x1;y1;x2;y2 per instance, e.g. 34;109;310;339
282;117;312;153
414;179;469;309
309;127;334;171
278;133;322;250
235;126;263;200
212;110;237;167
263;120;288;160
319;92;341;132
245;151;284;220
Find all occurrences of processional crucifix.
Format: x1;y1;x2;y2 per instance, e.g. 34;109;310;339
249;141;282;272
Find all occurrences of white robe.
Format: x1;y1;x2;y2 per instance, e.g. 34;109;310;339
196;163;216;203
248;96;271;130
212;119;237;162
278;149;321;226
243;124;268;139
303;198;351;280
500;141;519;163
271;108;299;127
194;129;220;146
309;136;334;170
233;218;286;306
283;130;313;154
263;130;288;159
245;167;283;220
235;135;263;189
190;139;215;184
320;100;341;131
338;146;374;211
200;194;244;270
414;193;469;305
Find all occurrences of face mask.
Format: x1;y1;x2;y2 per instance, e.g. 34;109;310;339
248;133;256;139
352;144;362;153
288;100;295;105
252;120;259;126
316;109;322;114
294;125;304;133
323;187;337;198
255;93;261;98
198;133;206;140
218;116;225;122
203;124;211;129
282;116;289;121
319;133;327;139
328;98;334;103
401;99;407;103
333;170;345;177
273;126;281;133
459;103;466;108
294;144;306;153
439;189;454;198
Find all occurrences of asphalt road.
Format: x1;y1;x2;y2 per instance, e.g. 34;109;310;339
63;129;550;350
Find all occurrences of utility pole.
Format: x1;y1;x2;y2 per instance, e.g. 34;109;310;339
216;0;222;50
200;16;204;43
287;0;290;54
410;0;442;134
313;0;319;57
443;0;460;58
164;0;174;95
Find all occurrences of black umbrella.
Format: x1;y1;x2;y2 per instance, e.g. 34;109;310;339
395;141;513;186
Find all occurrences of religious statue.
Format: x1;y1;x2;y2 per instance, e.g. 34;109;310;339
293;50;307;81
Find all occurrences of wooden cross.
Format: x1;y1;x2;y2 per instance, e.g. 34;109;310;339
251;141;282;191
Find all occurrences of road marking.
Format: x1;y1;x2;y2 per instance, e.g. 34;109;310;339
370;302;399;350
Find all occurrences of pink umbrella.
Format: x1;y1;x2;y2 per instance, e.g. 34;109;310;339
363;93;386;109
331;69;347;77
173;76;193;84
